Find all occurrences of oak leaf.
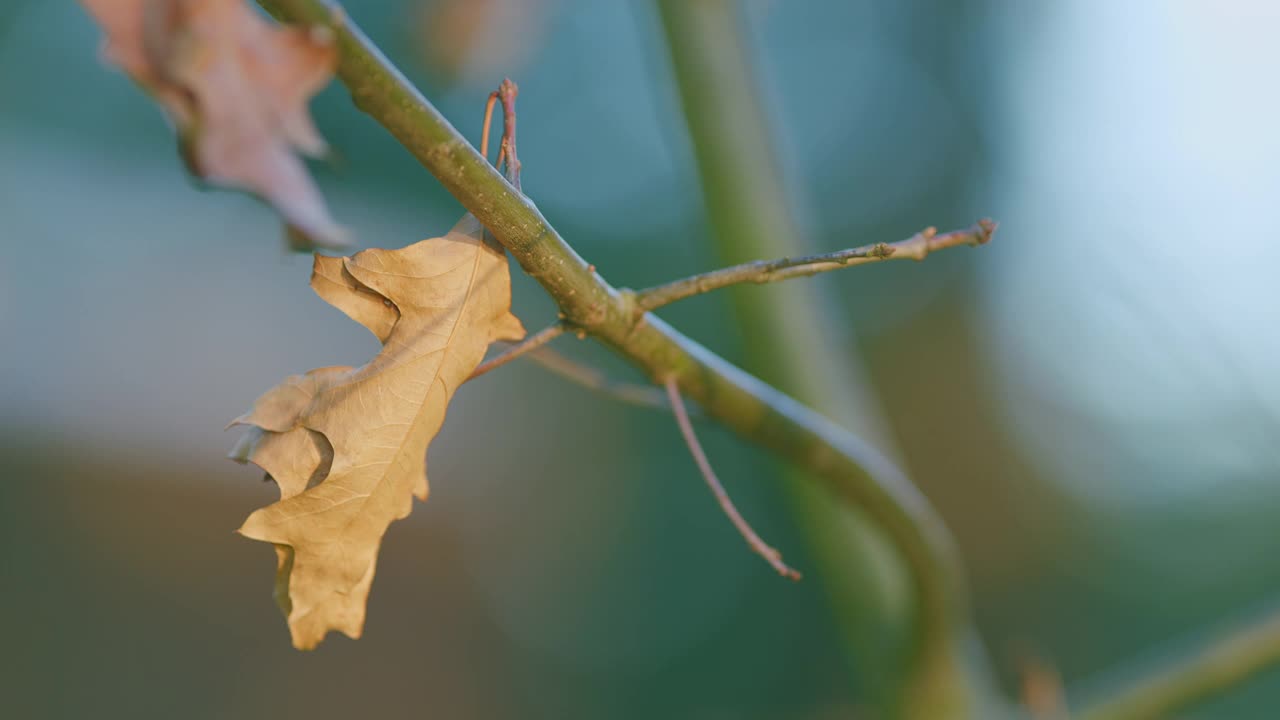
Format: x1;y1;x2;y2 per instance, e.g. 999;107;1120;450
80;0;347;249
229;214;525;649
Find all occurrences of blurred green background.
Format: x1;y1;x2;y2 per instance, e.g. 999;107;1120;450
3;1;1279;717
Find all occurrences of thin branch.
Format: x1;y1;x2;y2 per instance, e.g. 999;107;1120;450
1077;606;1280;720
468;323;566;380
524;348;695;416
480;91;499;160
664;378;800;580
495;78;521;190
635;221;997;312
471;331;696;416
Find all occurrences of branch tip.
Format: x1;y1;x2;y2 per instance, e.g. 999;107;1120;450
976;218;998;245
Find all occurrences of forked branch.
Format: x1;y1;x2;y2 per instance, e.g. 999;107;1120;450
258;0;966;707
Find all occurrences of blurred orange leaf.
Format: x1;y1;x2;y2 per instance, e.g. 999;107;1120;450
79;0;347;249
229;213;525;649
416;0;549;86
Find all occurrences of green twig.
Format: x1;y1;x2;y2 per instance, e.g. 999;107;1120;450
1077;607;1280;720
635;222;996;312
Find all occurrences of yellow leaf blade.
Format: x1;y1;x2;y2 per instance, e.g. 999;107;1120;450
231;214;523;649
79;0;346;249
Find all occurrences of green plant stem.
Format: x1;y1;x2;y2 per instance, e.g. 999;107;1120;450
654;1;988;716
1077;608;1280;720
635;221;996;313
258;0;965;710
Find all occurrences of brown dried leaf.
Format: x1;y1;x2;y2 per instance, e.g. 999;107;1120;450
79;0;346;249
229;214;525;649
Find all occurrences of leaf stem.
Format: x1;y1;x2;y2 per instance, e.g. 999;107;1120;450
468;322;566;380
523;348;692;416
635;222;996;313
664;378;800;580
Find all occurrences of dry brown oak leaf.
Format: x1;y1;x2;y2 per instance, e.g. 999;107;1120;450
229;213;526;649
79;0;347;250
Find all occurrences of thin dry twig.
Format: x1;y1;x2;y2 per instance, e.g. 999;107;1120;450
634;220;997;313
480;91;499;160
495;78;521;189
468;337;704;416
469;323;566;380
524;348;696;415
663;377;800;581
